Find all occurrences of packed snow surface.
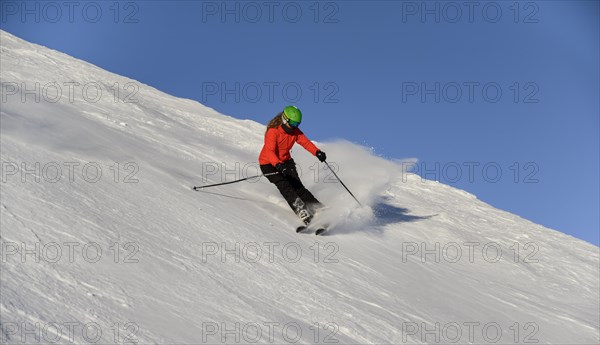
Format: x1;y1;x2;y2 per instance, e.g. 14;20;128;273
1;30;598;344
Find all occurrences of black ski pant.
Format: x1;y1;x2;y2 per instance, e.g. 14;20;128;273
261;159;322;214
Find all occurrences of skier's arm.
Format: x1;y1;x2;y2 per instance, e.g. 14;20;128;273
263;128;282;166
296;132;319;156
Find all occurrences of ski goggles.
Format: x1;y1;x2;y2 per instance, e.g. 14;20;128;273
282;113;301;128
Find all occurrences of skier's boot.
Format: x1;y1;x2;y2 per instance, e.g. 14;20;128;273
293;198;312;225
298;209;311;225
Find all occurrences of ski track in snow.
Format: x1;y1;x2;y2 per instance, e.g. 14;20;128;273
1;30;599;344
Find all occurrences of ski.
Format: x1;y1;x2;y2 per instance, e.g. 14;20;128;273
296;225;309;233
295;224;329;235
315;226;328;236
296;224;328;235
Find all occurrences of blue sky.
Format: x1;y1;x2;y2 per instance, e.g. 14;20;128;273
1;0;598;245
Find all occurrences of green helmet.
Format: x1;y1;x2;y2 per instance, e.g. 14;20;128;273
282;106;302;128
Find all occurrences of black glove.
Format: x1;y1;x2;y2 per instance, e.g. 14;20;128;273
316;150;327;162
275;163;290;176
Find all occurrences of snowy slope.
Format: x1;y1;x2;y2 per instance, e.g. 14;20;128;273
1;30;598;344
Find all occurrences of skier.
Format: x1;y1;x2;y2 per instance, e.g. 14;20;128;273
259;106;327;225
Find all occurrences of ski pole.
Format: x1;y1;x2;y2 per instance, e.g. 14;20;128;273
323;160;362;207
192;172;279;190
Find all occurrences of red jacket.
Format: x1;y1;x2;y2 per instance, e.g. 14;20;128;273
259;126;319;166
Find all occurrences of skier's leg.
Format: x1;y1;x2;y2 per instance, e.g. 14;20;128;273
261;164;312;222
261;164;299;208
282;160;324;214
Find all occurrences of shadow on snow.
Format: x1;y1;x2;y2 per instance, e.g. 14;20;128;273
323;200;437;236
